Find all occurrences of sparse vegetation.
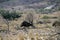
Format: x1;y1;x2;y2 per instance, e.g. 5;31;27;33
46;24;52;28
0;6;60;40
42;15;58;19
0;0;60;40
0;9;21;33
42;15;50;19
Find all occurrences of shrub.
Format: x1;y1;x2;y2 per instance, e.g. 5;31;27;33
42;15;50;19
0;9;21;20
46;24;52;28
0;9;22;33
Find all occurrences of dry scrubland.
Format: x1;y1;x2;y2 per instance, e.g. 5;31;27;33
0;10;60;40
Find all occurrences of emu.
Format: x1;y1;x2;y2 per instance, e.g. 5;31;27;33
52;21;60;34
52;21;60;27
20;21;35;28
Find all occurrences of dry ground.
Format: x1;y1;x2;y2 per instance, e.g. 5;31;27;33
0;11;60;40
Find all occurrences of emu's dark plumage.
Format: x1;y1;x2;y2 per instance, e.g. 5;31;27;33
20;21;35;28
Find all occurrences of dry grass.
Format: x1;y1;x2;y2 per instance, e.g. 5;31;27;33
0;11;59;40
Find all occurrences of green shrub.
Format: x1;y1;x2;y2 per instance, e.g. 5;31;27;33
0;9;21;20
42;15;50;19
0;9;22;33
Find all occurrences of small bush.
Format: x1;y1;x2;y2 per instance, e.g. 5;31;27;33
10;11;21;20
42;15;50;19
46;25;52;28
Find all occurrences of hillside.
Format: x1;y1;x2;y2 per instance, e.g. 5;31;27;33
0;0;9;3
0;0;60;40
0;0;60;9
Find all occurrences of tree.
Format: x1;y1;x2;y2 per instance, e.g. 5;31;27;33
0;9;21;33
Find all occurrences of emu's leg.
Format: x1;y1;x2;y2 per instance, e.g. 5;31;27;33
32;25;35;29
20;26;25;30
23;27;28;33
55;25;56;27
